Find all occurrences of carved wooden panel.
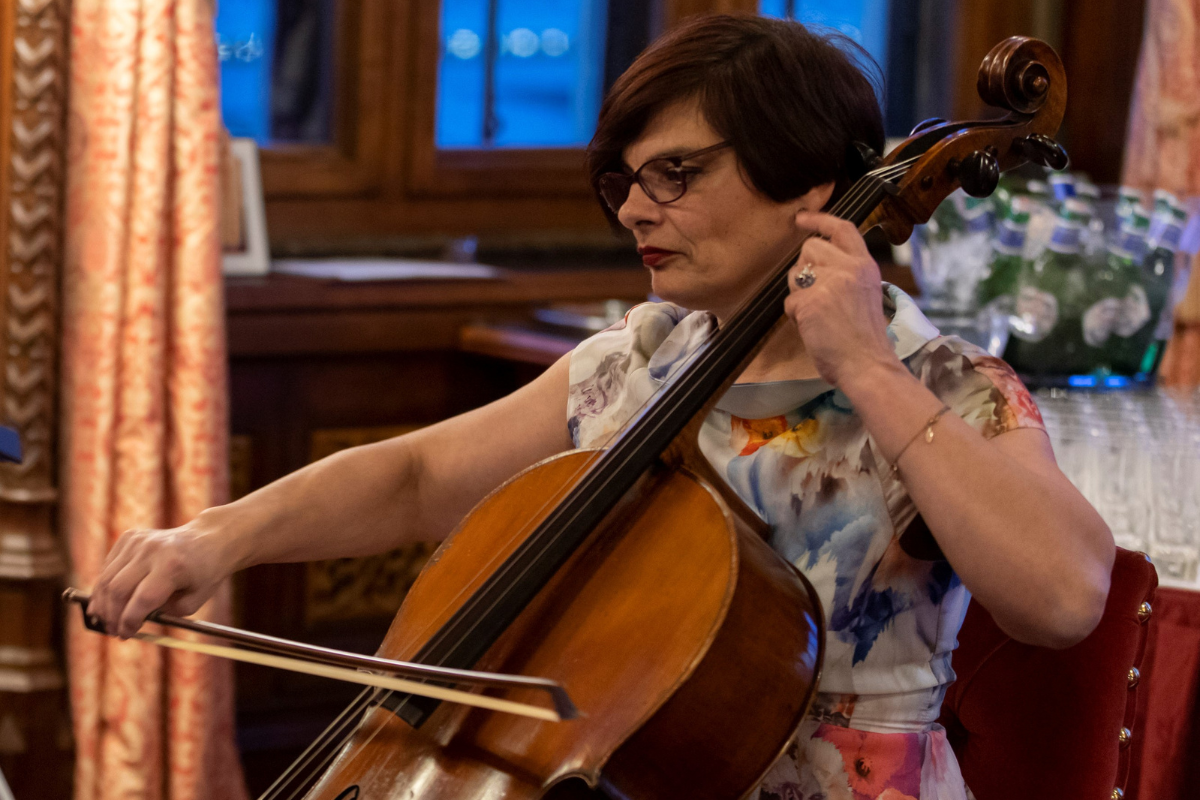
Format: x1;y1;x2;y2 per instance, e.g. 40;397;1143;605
0;0;71;794
0;0;63;505
304;425;435;626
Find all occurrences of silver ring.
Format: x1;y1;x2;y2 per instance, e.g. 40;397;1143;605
794;263;817;289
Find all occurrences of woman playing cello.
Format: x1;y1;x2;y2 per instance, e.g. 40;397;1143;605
84;15;1113;799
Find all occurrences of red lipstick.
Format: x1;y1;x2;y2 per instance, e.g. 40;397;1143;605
638;246;679;268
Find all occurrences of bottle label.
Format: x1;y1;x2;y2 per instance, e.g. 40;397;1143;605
1050;177;1076;201
1082;297;1122;347
1047;222;1082;254
1180;212;1200;255
1113;229;1148;262
1115;285;1151;338
1011;286;1059;342
1148;217;1183;251
966;211;993;234
994;221;1027;255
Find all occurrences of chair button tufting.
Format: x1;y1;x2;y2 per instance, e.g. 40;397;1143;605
1119;727;1132;747
1128;667;1140;689
1138;601;1152;623
1112;789;1124;800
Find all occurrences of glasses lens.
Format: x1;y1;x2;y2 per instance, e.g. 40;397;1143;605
640;160;687;204
599;173;633;213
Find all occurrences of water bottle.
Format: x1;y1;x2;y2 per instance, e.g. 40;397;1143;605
1115;186;1144;228
1048;173;1076;208
1004;198;1092;375
1084;207;1151;368
1128;197;1188;375
976;195;1034;310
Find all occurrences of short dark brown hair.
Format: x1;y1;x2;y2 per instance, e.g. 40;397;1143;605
586;14;885;222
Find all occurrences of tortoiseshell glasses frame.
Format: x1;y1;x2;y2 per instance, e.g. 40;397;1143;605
597;141;733;214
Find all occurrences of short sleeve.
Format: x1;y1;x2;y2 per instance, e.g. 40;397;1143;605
905;335;1045;439
566;302;695;449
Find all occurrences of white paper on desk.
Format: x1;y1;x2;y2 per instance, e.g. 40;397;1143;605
272;259;501;282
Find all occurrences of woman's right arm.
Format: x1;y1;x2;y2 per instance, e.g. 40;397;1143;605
87;354;577;638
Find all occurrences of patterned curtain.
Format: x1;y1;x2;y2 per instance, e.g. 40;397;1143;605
61;0;248;798
1122;0;1200;387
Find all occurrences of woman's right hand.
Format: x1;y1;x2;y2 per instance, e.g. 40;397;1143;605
85;511;240;639
83;352;576;640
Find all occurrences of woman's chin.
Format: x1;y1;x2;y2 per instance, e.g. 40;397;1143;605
650;276;729;313
648;276;696;309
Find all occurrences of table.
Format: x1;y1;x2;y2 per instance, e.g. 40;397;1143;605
1034;389;1200;799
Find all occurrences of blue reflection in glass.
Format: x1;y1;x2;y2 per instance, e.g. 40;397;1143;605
437;0;608;149
759;0;890;80
215;0;276;143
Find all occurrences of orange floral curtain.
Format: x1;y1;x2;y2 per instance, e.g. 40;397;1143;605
61;0;248;798
1122;0;1200;387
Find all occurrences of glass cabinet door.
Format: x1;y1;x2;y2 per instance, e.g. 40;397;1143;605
216;0;336;145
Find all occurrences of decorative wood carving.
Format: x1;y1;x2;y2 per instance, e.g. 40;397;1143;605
1;0;64;510
0;0;71;793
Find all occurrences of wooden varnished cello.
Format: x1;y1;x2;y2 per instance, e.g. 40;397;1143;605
68;35;1070;800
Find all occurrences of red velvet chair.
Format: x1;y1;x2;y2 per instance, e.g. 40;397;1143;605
938;548;1158;800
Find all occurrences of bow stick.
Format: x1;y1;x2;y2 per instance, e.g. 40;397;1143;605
63;588;578;723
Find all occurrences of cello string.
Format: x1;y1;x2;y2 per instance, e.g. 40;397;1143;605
258;687;378;800
270;695;381;800
383;159;914;721
265;157;918;792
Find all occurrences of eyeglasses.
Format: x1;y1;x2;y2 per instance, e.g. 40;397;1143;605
598;141;732;214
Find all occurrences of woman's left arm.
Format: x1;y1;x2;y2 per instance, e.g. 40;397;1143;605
786;212;1114;650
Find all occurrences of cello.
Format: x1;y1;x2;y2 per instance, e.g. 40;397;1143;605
69;35;1069;800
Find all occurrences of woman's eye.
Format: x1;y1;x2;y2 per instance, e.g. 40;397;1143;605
665;166;700;183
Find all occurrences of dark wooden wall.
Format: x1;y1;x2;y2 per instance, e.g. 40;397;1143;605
1058;0;1147;184
947;0;1146;184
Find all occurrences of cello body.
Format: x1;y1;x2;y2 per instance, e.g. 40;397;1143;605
301;449;824;800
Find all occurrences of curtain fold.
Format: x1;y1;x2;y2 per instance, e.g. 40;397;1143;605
1122;0;1200;387
61;1;248;798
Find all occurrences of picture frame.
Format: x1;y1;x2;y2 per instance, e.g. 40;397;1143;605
222;137;270;276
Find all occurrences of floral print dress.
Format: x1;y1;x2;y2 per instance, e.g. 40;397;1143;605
566;285;1046;800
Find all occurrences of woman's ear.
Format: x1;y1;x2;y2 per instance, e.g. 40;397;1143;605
802;181;836;213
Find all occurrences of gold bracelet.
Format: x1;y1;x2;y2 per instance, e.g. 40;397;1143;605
890;404;952;476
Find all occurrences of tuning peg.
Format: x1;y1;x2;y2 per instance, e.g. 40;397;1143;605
909;118;947;136
852;141;882;171
955;150;1000;198
1012;134;1069;171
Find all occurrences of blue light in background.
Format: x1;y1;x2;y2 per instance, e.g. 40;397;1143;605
215;0;276;143
437;0;609;149
760;0;890;82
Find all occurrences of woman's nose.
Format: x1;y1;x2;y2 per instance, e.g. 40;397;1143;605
616;182;662;229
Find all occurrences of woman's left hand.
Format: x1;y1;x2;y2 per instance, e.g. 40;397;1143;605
784;211;901;387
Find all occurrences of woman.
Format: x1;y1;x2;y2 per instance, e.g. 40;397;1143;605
86;15;1114;800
